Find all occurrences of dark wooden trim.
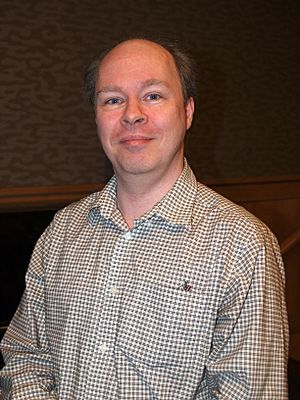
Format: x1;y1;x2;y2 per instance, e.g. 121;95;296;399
0;183;104;213
205;175;300;203
281;229;300;255
1;175;300;213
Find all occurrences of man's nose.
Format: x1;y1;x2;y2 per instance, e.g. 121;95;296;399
121;100;147;126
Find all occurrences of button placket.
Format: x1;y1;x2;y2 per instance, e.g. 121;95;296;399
99;343;109;353
85;228;135;396
111;286;119;295
123;230;133;240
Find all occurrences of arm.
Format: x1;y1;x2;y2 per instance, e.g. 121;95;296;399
198;229;289;399
0;225;58;399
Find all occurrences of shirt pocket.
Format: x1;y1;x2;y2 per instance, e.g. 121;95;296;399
117;278;209;368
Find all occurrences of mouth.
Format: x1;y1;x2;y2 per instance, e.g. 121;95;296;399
119;135;154;146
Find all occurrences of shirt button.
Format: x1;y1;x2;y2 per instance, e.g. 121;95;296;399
111;286;118;295
123;231;132;240
99;343;108;353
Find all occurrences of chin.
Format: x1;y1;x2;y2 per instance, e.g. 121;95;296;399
122;165;153;176
118;158;156;176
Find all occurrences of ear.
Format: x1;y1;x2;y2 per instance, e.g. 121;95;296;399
185;97;194;130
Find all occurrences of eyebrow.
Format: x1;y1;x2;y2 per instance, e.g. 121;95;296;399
140;79;170;90
96;79;170;96
96;86;122;95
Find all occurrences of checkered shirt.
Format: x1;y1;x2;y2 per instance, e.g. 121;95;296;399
0;161;289;399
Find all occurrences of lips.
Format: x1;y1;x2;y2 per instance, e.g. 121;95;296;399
119;135;154;145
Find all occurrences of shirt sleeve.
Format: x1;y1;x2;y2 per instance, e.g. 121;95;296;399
197;228;289;399
0;223;58;400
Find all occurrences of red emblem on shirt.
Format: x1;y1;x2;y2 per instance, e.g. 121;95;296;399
183;281;192;292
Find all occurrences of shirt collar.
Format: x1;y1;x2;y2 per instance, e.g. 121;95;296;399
142;159;199;229
89;159;199;230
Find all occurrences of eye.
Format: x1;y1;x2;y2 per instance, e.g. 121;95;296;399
105;97;124;105
145;93;162;101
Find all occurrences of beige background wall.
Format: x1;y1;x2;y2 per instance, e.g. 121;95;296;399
1;0;299;187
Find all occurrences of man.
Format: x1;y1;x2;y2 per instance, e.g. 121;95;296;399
0;38;288;399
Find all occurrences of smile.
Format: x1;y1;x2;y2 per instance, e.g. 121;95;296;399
119;135;154;145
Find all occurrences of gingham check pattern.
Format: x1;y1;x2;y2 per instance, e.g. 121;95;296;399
0;161;289;399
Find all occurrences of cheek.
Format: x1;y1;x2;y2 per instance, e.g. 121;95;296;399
156;110;186;133
149;109;175;129
96;114;119;141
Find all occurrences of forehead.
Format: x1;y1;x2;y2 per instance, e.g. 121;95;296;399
97;39;181;88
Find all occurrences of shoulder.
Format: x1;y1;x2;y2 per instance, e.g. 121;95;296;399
192;182;284;283
192;181;276;248
56;190;103;223
43;189;107;242
58;190;103;218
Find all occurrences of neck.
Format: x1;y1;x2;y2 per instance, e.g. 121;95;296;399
115;161;184;228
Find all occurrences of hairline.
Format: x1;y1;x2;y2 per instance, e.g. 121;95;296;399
83;37;196;109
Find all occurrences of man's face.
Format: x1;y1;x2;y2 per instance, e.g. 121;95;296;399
95;39;194;180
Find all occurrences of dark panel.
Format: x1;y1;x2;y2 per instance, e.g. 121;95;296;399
0;0;299;184
0;209;56;324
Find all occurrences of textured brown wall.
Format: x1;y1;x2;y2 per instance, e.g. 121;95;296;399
1;0;299;187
